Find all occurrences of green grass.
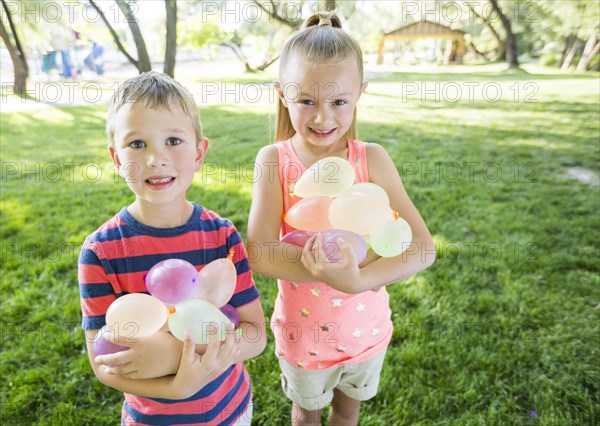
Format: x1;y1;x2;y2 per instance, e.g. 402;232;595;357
1;64;599;425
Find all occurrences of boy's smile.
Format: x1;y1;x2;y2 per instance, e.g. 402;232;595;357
109;103;208;224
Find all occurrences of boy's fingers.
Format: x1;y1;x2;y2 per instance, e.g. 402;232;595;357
181;330;195;360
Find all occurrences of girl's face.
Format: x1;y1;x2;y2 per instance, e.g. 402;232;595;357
109;103;207;210
278;55;367;151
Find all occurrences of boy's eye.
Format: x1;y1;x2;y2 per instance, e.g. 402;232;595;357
166;137;182;146
129;140;145;149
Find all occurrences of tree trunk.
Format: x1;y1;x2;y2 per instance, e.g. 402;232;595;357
164;0;177;77
0;0;28;95
116;0;151;73
561;38;581;71
488;0;518;68
559;34;577;67
88;0;139;68
576;34;600;72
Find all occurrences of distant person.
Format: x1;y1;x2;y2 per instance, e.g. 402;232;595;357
83;41;104;75
247;13;435;425
79;72;266;425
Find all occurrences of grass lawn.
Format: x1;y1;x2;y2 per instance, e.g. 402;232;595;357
1;64;599;425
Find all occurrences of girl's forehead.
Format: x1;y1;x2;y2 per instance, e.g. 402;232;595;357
281;56;362;85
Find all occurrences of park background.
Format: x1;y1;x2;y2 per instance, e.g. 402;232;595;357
1;0;599;424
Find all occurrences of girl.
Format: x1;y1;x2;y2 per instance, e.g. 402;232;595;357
247;14;435;425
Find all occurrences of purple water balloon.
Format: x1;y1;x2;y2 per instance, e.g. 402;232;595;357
321;229;367;264
93;325;128;356
220;304;240;328
145;258;199;305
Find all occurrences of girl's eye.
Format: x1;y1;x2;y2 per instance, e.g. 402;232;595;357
300;99;315;105
166;137;182;146
129;140;145;149
332;100;347;106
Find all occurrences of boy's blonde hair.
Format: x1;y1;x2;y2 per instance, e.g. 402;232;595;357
275;13;364;142
106;71;202;146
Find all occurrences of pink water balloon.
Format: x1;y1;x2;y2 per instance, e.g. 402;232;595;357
193;251;237;308
93;325;128;356
145;258;199;305
320;229;367;264
284;196;333;232
281;230;315;248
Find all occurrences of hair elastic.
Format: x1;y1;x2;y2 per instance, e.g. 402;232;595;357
318;18;332;27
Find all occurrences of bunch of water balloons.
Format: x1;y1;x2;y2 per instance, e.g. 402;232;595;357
93;251;239;356
282;157;412;262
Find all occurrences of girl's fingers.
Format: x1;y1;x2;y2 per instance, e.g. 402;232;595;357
181;330;196;362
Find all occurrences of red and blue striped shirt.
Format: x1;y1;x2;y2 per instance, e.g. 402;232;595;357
79;203;259;425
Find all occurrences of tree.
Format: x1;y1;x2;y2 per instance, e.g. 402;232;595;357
488;0;519;68
164;0;177;77
0;0;29;95
115;0;151;72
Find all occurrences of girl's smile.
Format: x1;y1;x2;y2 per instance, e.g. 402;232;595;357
278;56;367;152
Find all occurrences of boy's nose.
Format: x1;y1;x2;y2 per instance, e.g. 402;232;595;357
146;148;168;167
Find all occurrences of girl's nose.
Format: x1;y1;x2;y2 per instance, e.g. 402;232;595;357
313;104;331;124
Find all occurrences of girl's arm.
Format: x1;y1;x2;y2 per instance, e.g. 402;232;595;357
85;326;238;400
301;143;436;294
247;145;317;283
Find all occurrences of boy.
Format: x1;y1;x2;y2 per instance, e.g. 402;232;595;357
79;72;266;425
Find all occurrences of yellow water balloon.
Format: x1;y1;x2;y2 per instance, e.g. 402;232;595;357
105;293;169;338
369;217;413;257
293;157;355;198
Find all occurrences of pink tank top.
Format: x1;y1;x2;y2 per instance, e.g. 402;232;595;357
272;139;393;370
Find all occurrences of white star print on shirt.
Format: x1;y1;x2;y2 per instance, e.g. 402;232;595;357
332;299;342;307
352;328;362;338
356;303;365;312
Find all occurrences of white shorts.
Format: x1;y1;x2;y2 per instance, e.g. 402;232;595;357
277;350;387;411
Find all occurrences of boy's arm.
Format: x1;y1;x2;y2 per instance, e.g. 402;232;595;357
85;327;237;400
229;299;267;363
247;145;318;283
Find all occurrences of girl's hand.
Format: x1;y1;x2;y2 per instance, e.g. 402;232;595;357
95;329;184;379
301;233;363;294
172;324;239;400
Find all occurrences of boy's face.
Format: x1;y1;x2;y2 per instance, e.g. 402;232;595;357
109;103;207;209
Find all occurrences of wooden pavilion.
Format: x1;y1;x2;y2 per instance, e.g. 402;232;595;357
377;20;467;65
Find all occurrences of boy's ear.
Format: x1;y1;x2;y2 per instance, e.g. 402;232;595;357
360;81;368;95
108;145;121;167
274;82;288;108
195;137;209;171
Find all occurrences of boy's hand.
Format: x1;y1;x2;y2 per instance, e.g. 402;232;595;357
301;233;363;294
172;324;239;399
95;329;184;379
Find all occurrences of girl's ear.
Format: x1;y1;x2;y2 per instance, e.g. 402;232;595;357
275;82;288;108
194;137;209;171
